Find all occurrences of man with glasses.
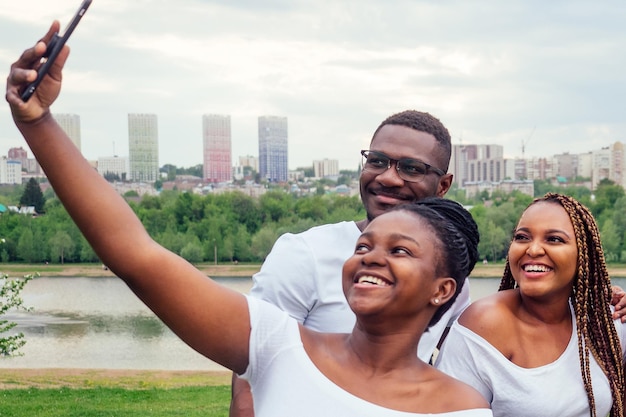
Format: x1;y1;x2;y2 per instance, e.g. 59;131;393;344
230;110;467;417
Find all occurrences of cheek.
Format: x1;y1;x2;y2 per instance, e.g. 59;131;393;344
359;172;374;187
342;256;359;283
407;181;437;199
562;250;578;276
507;243;524;263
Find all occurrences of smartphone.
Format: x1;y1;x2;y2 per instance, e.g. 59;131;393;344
20;0;93;102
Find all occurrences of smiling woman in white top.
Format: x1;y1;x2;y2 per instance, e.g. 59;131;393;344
6;21;492;417
437;193;626;417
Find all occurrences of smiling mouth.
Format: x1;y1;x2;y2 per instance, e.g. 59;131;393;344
369;186;411;199
373;191;408;200
523;264;552;273
356;276;391;286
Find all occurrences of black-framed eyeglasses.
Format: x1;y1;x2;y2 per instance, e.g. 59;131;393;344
360;150;445;182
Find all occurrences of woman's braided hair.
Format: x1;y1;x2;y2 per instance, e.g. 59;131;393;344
499;193;624;417
392;197;479;327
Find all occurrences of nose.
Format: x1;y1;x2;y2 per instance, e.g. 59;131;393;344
375;161;404;187
525;240;545;257
361;246;387;266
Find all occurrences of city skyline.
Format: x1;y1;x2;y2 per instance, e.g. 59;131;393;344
3;131;624;176
1;1;624;171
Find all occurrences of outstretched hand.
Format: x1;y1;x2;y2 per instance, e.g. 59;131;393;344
611;285;626;323
6;21;68;123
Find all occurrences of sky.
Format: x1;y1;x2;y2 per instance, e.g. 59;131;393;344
1;0;625;171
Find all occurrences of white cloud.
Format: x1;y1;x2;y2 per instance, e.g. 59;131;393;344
1;0;625;170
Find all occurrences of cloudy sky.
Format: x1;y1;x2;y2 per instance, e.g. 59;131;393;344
1;0;625;171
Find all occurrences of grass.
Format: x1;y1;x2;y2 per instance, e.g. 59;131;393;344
0;386;231;416
0;370;232;417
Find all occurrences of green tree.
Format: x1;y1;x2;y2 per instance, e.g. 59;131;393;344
478;219;509;262
484;201;520;241
533;179;556;197
78;235;99;262
231;225;253;262
259;191;294;223
19;178;46;214
155;229;187;255
49;230;74;264
600;219;621;262
0;274;32;356
445;183;468;205
160;164;178;181
16;228;37;263
217;192;262;234
180;240;204;263
593;179;625;216
294;196;328;220
250;226;281;261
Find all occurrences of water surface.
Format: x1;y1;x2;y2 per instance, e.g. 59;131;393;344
2;276;622;370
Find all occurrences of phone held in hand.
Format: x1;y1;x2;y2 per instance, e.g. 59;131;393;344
20;0;93;102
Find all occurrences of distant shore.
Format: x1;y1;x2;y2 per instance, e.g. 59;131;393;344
4;262;626;279
0;263;260;278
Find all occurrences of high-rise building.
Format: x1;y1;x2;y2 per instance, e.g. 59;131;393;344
128;113;159;183
0;157;22;185
202;114;232;183
53;113;81;151
258;116;288;182
8;147;28;167
451;144;508;185
554;152;579;180
238;155;259;173
313;158;339;178
98;156;129;181
8;146;41;175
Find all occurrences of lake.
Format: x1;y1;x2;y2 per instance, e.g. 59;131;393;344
1;276;624;371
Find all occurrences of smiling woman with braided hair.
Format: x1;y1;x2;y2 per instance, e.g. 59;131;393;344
437;193;626;417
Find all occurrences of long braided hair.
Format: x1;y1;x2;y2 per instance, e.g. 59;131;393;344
499;193;624;417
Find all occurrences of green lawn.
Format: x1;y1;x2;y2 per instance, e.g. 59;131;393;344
0;386;231;417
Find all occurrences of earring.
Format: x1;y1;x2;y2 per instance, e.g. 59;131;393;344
433;299;440;305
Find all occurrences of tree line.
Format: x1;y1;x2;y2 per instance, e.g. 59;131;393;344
2;177;626;265
0;186;366;264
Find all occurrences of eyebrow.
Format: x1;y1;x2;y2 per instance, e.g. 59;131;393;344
515;226;572;239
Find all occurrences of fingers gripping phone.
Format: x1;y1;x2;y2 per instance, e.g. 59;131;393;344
20;0;92;102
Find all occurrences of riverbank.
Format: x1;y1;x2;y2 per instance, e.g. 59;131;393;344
0;368;231;389
4;262;626;278
0;263;260;278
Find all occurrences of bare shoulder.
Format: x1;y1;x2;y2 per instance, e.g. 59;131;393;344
458;289;518;340
433;369;490;411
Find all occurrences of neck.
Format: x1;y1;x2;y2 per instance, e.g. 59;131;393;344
345;318;427;371
355;218;370;232
517;290;572;325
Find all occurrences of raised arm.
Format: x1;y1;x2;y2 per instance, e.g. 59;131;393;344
5;23;250;374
